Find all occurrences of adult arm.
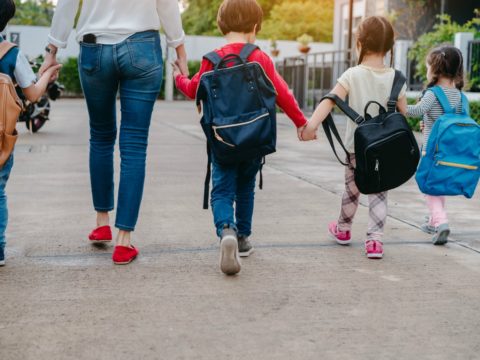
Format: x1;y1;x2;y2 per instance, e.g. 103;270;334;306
157;0;188;75
39;0;80;76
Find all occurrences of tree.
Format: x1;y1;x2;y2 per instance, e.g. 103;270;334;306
261;0;333;42
388;0;441;40
181;0;333;42
10;0;55;27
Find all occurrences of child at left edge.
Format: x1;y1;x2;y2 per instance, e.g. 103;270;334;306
0;0;62;266
173;0;307;275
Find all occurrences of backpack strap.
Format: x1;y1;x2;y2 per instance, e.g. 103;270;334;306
321;114;354;168
387;70;406;112
322;93;364;124
460;93;470;116
239;43;259;61
0;41;17;61
204;51;222;67
203;142;212;210
429;86;454;114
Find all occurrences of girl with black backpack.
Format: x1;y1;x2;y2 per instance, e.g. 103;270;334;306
301;16;408;259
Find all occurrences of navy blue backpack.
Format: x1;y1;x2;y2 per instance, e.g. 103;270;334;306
196;44;277;208
415;86;480;198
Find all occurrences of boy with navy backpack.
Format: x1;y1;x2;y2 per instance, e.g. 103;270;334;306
408;45;480;245
173;0;307;275
0;0;61;266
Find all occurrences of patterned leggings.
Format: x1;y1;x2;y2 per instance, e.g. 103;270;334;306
337;154;388;242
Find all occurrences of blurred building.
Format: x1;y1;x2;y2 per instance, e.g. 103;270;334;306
333;0;478;50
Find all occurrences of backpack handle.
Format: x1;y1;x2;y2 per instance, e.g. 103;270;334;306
364;101;386;121
322;93;364;125
211;53;254;97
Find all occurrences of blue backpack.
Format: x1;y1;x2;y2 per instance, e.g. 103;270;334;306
415;86;480;198
196;44;277;208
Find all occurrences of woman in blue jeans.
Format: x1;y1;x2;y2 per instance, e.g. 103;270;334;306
40;0;188;264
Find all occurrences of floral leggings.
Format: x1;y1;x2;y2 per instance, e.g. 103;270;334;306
337;154;388;242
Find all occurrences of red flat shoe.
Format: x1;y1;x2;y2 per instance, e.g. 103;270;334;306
112;245;138;265
88;225;113;242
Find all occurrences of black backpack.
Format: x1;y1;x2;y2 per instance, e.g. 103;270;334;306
196;43;278;208
321;70;420;194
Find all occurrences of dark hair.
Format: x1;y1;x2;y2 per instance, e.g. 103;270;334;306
217;0;263;35
427;45;464;90
0;0;15;33
356;16;395;66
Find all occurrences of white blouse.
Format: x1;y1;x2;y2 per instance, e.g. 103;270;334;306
48;0;185;48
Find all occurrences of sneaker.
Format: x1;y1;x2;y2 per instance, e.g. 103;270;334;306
112;245;138;265
420;222;437;235
328;221;352;245
0;247;5;266
365;240;383;259
219;227;241;275
238;236;254;257
88;225;113;242
432;223;450;245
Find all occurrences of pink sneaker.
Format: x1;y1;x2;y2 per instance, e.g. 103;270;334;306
365;240;383;259
328;222;351;245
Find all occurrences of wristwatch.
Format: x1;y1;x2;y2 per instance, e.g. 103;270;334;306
45;45;57;55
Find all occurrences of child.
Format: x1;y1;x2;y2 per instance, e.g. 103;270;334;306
173;0;307;275
406;46;465;244
0;0;61;266
301;16;407;259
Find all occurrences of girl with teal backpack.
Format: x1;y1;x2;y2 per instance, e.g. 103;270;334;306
407;46;480;245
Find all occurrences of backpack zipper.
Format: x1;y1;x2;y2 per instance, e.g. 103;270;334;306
374;159;381;183
437;161;478;170
212;112;269;148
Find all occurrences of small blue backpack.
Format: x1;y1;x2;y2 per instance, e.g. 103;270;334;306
196;43;277;208
415;86;480;198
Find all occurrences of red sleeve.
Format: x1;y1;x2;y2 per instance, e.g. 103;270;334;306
251;51;307;128
175;59;213;100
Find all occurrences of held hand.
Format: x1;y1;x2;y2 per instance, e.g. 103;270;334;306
44;64;63;83
297;125;306;141
175;44;189;76
420;121;425;133
172;61;182;79
301;124;318;141
39;53;59;77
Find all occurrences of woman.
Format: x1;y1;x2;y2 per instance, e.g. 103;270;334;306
40;0;188;265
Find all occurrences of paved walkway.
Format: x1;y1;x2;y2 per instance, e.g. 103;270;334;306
1;100;479;360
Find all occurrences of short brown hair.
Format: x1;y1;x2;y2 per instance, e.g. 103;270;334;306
217;0;263;35
356;16;395;66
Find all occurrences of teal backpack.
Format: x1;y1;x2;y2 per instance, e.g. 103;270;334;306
415;86;480;198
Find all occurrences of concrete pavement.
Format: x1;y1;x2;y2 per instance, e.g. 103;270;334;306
0;99;479;360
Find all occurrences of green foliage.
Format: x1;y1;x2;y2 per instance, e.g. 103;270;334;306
182;0;333;42
10;0;54;26
406;97;480;131
182;0;223;37
58;57;82;95
408;14;480;86
261;0;333;42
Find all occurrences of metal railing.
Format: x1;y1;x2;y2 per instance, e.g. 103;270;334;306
468;40;480;92
276;49;356;112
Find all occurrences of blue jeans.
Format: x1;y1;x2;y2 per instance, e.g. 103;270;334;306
211;157;262;238
0;155;14;250
78;31;163;231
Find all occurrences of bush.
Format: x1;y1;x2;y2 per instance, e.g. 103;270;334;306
58;57;82;95
408;14;480;89
406;97;480;131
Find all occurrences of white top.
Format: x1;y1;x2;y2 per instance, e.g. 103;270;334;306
1;36;37;88
337;64;407;153
48;0;185;48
